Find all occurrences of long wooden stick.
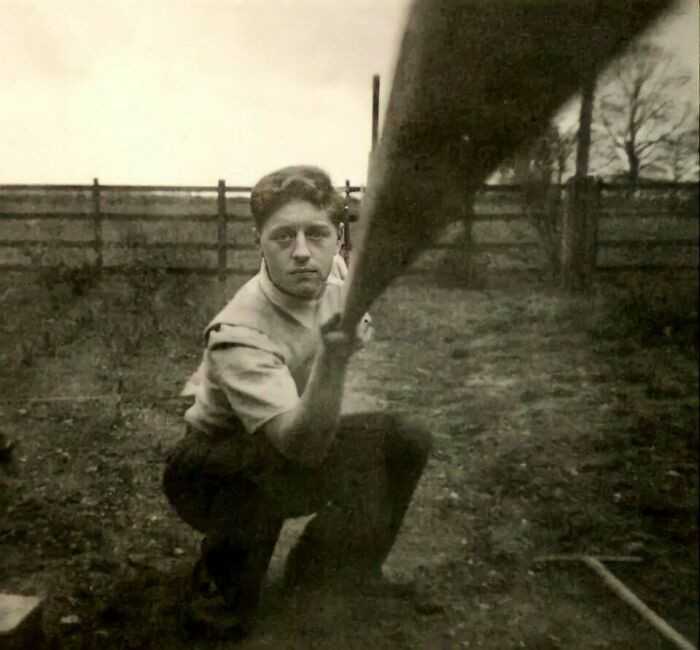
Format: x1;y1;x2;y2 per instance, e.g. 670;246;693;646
0;395;119;405
582;557;697;650
536;555;697;650
535;555;642;564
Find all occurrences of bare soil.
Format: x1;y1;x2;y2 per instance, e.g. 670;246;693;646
1;271;697;649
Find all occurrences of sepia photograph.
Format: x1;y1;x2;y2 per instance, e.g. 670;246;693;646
1;1;698;648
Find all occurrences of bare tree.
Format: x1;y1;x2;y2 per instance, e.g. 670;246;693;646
594;42;694;184
496;125;576;275
500;125;577;185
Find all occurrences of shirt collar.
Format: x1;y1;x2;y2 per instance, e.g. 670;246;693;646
258;259;326;329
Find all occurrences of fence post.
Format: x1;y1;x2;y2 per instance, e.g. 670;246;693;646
217;179;227;285
462;201;476;284
91;178;103;271
343;179;352;264
561;176;600;292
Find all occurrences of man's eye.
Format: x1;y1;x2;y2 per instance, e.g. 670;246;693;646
306;228;330;240
272;231;294;242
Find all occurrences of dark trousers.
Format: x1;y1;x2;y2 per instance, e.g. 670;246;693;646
162;412;432;613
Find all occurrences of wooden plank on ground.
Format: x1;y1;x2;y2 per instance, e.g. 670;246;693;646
0;593;45;650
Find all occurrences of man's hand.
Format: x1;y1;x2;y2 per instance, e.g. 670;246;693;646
320;313;361;360
321;312;374;359
358;314;374;346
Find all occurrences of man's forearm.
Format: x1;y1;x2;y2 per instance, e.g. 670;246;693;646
263;347;350;467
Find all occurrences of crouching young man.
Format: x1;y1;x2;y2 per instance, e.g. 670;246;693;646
163;165;432;639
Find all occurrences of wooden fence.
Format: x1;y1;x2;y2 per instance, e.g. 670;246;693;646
0;179;282;279
0;178;697;282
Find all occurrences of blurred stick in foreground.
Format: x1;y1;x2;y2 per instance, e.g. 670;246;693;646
342;0;672;332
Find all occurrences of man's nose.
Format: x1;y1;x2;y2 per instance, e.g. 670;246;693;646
292;232;311;260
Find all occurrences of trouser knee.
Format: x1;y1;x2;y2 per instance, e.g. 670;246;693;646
385;414;433;470
162;452;195;525
162;435;238;535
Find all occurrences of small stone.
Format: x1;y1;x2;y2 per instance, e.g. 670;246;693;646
173;547;185;557
128;553;148;567
647;378;684;399
520;390;539;403
625;541;645;554
60;614;81;628
414;597;445;615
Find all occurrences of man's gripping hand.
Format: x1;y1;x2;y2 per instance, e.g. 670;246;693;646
321;312;372;360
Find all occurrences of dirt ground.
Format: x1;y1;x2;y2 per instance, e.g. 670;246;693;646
1;270;697;649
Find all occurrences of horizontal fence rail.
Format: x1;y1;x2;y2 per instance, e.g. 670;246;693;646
0;178;697;279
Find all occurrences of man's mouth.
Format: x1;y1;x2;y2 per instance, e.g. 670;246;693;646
291;269;318;276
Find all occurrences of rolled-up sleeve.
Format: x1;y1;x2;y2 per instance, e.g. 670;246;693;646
206;325;299;434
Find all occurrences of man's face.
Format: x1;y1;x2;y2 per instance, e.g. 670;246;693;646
258;200;338;299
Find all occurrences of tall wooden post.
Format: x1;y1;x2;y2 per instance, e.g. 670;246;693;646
91;178;103;271
371;74;380;150
352;74;381;267
367;74;381;178
576;71;596;178
217;179;227;285
561;176;600;292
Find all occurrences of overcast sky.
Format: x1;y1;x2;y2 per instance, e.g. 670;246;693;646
1;0;697;187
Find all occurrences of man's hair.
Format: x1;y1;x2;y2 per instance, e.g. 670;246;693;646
250;165;345;231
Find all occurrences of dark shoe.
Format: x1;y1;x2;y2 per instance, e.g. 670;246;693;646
181;539;263;640
181;555;252;641
180;590;252;642
190;556;218;598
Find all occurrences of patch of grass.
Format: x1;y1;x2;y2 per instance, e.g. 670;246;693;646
587;271;698;350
